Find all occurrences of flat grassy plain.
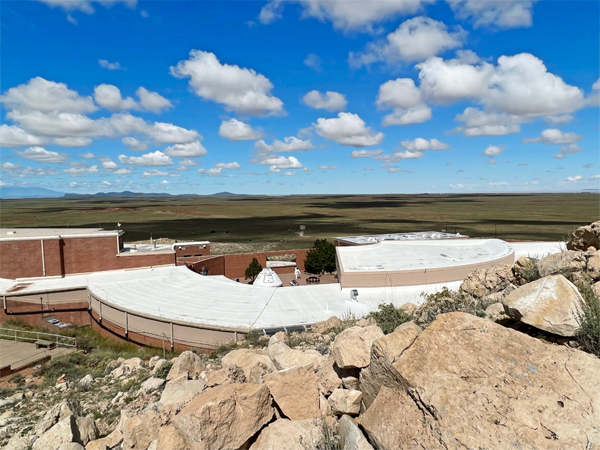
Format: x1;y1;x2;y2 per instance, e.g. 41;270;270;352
1;193;598;251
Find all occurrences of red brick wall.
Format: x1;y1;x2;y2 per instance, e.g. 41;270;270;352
0;237;174;279
189;249;309;280
0;240;44;279
0;300;91;329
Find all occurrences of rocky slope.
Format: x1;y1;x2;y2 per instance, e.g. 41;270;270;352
2;222;599;450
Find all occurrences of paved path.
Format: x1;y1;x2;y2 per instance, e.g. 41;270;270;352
0;340;73;374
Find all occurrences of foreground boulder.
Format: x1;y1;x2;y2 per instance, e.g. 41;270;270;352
221;349;277;382
512;256;539;285
167;351;205;380
263;364;320;420
249;419;324;450
172;383;273;449
567;220;600;251
267;337;323;371
360;321;421;409
460;264;514;298
33;416;81;450
119;409;161;450
538;250;586;280
338;415;374;450
328;388;362;416
503;274;583;336
330;326;384;369
159;378;206;407
359;312;600;450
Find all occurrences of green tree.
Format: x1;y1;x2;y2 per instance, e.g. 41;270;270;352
304;239;337;274
245;257;263;282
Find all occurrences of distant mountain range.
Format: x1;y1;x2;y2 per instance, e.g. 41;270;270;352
0;187;65;199
0;187;243;199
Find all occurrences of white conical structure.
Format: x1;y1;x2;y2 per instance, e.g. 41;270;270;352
253;268;283;287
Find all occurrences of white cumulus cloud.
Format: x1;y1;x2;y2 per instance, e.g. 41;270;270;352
350;16;466;66
522;129;583;145
119;150;173;166
122;136;148;151
94;84;138;111
136;87;172;113
218;118;263;141
0;77;97;114
303;91;348;112
351;149;384;158
255;137;315;153
313;112;384;147
163;140;207;158
99;59;125;70
0;124;49;148
170;50;284;116
15;146;68;163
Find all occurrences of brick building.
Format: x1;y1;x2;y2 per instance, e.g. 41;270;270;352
0;228;210;279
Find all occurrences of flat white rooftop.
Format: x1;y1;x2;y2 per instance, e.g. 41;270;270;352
0;227;121;240
0;240;564;331
335;231;466;245
337;239;513;273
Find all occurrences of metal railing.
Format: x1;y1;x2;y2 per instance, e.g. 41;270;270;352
0;327;77;348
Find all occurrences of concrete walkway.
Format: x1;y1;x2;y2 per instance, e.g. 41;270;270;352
0;340;73;375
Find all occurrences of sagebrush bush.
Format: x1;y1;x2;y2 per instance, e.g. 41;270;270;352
575;280;600;357
368;303;413;334
415;287;487;327
154;361;173;379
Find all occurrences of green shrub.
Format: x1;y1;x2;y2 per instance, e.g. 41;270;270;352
575;281;600;357
368;303;414;334
304;239;336;274
38;352;88;386
244;329;263;346
415;287;487;328
154;361;173;379
245;257;263;282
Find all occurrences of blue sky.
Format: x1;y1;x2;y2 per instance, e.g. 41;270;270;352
1;0;598;195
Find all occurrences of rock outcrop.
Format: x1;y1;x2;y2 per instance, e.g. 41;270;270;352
167;351;205;381
503;274;583;336
538;250;586;279
221;349;277;382
567;220;600;251
360;312;600;450
460;264;515;298
263;364;320;420
330;326;384;369
249;419;324;450
172;383;273;449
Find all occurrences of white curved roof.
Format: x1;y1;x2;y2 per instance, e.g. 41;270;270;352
0;240;563;331
337;239;514;273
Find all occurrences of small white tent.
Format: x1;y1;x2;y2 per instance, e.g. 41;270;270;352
253;268;283;287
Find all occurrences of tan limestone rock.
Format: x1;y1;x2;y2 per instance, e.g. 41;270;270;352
263;363;320;420
538;250;586;279
360;321;421;409
118;409;161;450
312;316;343;334
328;389;362;416
85;429;123;450
33;416;81;450
221;349;276;381
315;355;342;396
460;264;515;298
330;326;384;369
338;415;374;450
503;274;583;336
167;351;205;381
248;419;324;450
362;312;600;450
160;378;206;407
567;221;600;251
172;383;274;450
